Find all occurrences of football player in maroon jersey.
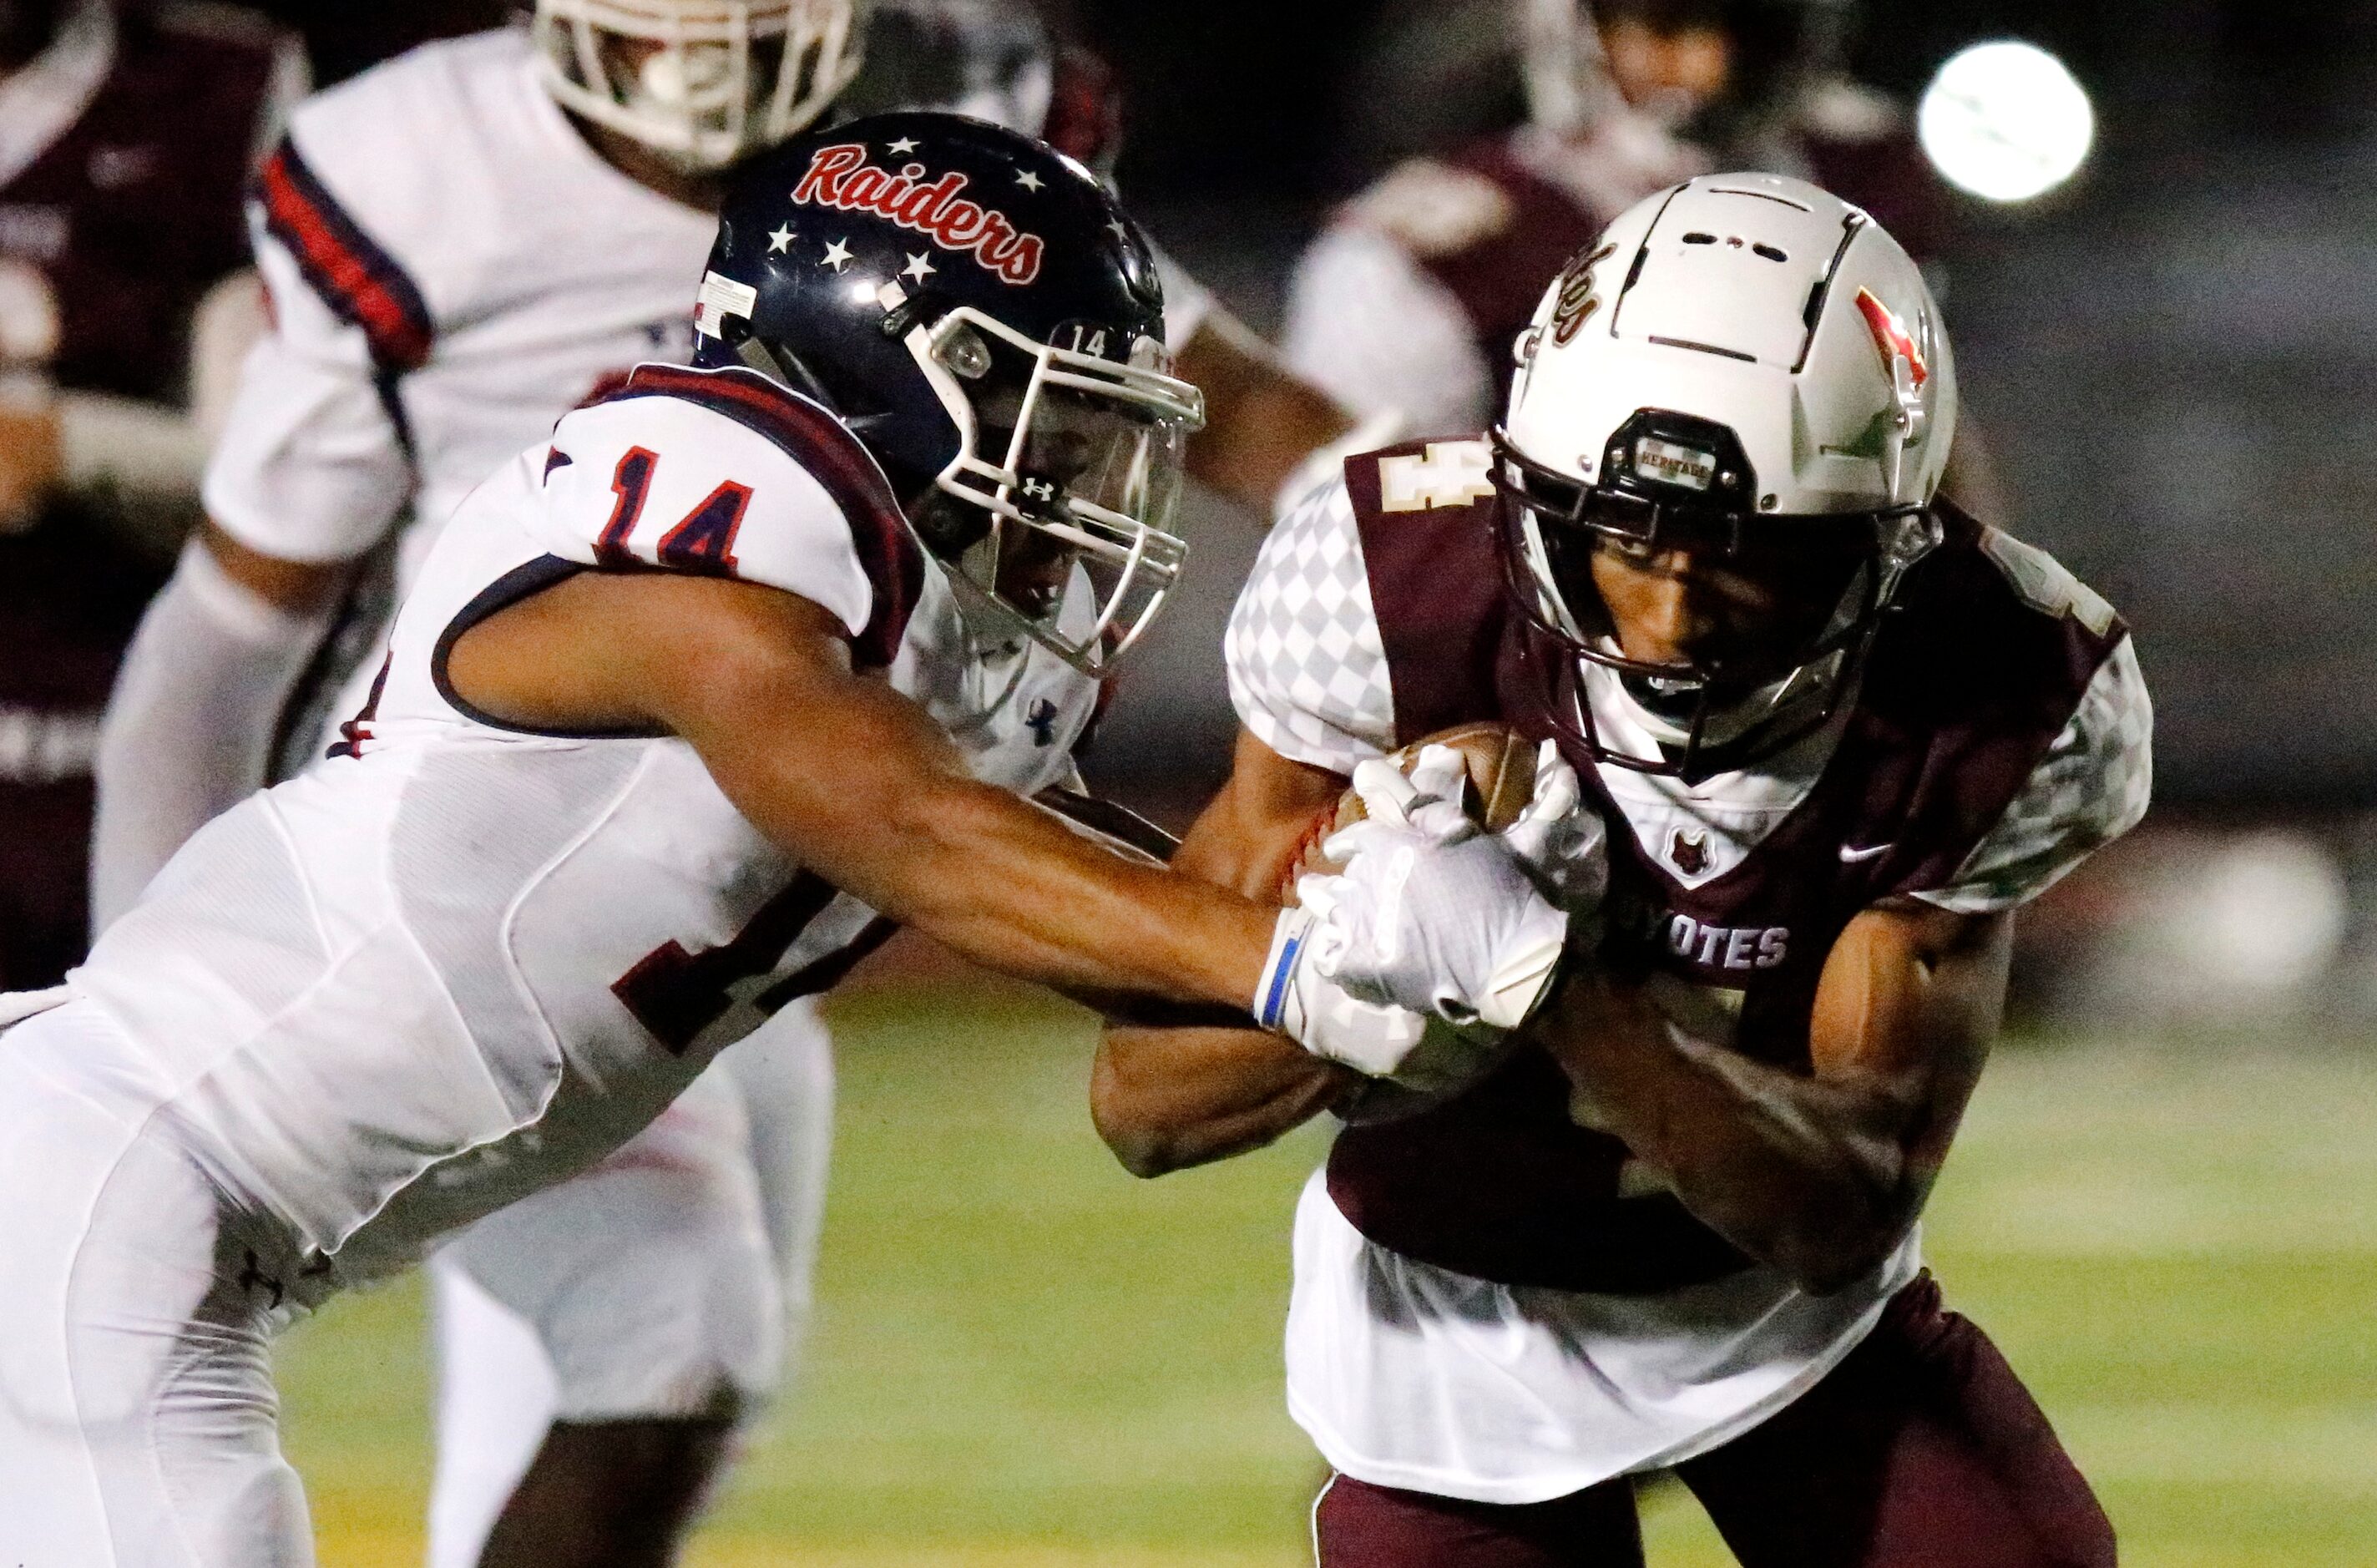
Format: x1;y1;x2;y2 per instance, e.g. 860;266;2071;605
0;0;300;993
1100;175;2147;1566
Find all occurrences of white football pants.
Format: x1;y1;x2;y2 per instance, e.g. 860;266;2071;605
424;999;837;1568
0;999;322;1567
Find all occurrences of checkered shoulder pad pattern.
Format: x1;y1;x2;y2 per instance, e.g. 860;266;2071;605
1224;476;1399;777
1914;636;2154;915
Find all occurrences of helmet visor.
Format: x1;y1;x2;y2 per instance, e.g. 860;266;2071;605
534;0;864;170
921;307;1203;676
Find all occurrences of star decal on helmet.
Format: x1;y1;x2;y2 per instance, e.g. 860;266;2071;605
887;137;920;155
768;224;795;254
821;238;853;272
792;144;1046;286
1017;169;1044;192
903;252;938;284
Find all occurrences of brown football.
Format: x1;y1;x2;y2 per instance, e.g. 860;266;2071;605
1281;722;1539;903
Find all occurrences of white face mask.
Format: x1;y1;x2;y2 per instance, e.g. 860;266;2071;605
533;0;867;173
907;306;1205;680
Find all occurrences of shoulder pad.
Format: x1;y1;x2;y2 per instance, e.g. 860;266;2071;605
1798;78;1907;146
264;33;534;363
1344;159;1518;261
544;367;924;666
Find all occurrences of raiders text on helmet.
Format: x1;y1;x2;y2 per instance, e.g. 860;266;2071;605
1496;171;1957;778
691;112;1203;677
533;0;867;173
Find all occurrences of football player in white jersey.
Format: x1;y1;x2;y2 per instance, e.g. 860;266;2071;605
85;3;1368;1562
1100;177;2147;1565
0;114;1560;1568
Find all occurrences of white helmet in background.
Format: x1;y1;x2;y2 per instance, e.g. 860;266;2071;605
1496;172;1957;776
533;0;867;172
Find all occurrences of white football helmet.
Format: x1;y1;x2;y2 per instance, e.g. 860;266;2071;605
1497;172;1957;776
533;0;867;172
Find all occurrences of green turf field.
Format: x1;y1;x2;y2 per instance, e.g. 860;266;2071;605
278;984;2377;1567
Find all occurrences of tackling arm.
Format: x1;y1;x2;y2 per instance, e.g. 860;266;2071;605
1535;902;2010;1296
1092;729;1361;1176
444;571;1282;1013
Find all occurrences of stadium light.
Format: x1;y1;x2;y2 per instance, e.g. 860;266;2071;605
1918;40;2096;205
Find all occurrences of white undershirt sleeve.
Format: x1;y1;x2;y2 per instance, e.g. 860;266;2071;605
89;536;336;931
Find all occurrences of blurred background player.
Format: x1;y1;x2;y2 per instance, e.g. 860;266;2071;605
1587;0;1950;255
87;3;1362;1565
0;0;298;993
1282;0;1702;440
1286;0;1951;442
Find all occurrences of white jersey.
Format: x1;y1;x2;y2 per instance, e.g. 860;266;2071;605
1227;464;2152;1501
205;28;716;580
203;23;1211;594
78;366;1095;1282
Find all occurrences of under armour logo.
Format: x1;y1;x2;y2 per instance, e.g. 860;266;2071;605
1025;698;1061;747
239;1249;286;1310
1019;478;1058;503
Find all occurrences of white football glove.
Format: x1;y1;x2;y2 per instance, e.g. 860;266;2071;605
1256;908;1519;1092
1297;746;1574;1031
1255;907;1425;1076
1505;741;1610;914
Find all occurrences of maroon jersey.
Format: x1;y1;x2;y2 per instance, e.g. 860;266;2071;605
0;3;291;987
0;4;289;402
1404;135;1659;424
1307;444;2127;1296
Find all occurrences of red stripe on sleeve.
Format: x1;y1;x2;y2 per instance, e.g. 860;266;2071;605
256;144;434;372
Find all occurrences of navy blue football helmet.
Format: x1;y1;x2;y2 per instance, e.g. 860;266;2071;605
691;110;1204;675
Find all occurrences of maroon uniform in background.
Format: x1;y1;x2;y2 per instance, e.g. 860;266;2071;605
0;0;294;989
1284;83;1952;438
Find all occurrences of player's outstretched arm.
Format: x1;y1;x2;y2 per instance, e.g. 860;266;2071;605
445;570;1279;1013
1092;729;1361;1177
1538;903;2011;1296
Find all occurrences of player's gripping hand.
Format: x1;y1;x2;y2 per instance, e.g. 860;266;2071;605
1504;741;1610;915
1298;745;1576;1031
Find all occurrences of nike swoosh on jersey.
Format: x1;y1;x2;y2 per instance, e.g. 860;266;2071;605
1839;843;1894;864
